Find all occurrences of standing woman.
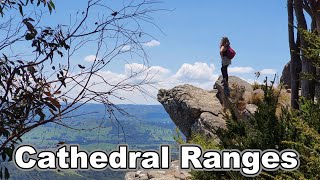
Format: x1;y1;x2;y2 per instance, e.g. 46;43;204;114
220;37;231;85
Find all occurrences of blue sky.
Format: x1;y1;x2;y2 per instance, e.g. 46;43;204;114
148;0;289;72
52;0;291;104
4;0;291;104
49;0;289;73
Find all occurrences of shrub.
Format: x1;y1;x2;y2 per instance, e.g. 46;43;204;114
191;78;320;179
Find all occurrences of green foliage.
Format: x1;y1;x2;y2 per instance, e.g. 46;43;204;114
191;78;320;179
221;78;286;151
188;134;225;180
299;29;320;82
300;30;320;68
298;97;320;132
173;127;185;145
189;133;220;150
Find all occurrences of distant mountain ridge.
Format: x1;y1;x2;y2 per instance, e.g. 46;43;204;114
9;104;179;180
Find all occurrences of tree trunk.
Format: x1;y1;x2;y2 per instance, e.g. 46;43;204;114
294;0;316;100
307;0;320;100
317;15;320;33
288;0;301;109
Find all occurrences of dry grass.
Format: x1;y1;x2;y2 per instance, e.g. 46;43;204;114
229;83;247;112
249;89;264;105
227;82;291;118
252;82;261;90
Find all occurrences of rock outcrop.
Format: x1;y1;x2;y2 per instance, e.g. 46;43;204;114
157;84;226;140
215;76;253;94
280;62;292;89
157;76;257;141
125;160;191;180
214;76;254;119
280;61;302;89
126;76;257;180
280;61;320;100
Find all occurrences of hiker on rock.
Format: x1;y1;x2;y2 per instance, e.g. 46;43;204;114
220;37;236;85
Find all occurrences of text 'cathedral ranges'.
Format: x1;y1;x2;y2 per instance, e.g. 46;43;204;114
14;145;299;177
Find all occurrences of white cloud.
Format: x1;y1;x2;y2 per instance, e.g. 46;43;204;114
124;63;170;76
143;40;160;47
174;62;216;82
124;63;170;83
96;71;126;84
66;61;277;104
260;69;276;75
120;45;131;52
84;55;97;62
229;66;254;74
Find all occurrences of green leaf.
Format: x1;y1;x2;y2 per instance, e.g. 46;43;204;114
48;4;52;14
50;1;55;9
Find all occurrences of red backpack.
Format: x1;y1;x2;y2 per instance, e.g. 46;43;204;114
226;46;236;60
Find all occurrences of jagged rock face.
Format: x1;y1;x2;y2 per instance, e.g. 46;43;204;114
157;84;226;140
125;160;191;180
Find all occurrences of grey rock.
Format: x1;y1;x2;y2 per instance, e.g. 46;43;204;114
157;84;226;140
214;75;253;119
280;60;320;101
125;161;191;180
214;75;253;93
253;89;264;95
280;62;291;89
280;61;302;90
244;104;258;116
139;174;149;180
147;171;167;178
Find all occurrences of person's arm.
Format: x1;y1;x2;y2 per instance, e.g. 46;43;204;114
220;46;226;58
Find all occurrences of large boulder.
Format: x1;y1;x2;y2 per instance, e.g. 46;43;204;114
215;76;253;93
157;84;226;140
214;76;253;99
214;76;254;119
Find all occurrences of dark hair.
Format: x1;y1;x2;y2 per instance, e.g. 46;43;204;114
220;37;230;47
